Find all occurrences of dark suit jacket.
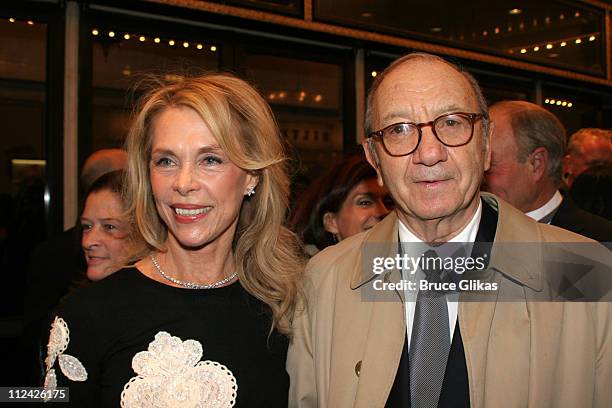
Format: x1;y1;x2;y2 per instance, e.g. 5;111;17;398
551;197;612;242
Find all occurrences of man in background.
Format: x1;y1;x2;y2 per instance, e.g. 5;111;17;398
563;127;612;188
483;100;612;241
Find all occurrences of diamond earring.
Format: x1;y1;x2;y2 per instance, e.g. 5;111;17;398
246;186;256;197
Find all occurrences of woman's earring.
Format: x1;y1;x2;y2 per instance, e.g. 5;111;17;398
246;186;256;197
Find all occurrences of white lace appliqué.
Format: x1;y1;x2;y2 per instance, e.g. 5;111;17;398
43;316;88;401
121;331;237;408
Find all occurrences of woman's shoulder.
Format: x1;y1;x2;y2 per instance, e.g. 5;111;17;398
57;267;143;313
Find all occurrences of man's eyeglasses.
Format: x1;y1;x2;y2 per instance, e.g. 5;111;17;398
367;112;487;157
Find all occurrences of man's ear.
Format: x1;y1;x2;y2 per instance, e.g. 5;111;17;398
362;139;385;187
529;147;549;181
322;212;339;235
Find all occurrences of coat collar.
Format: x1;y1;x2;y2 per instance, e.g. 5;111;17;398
350;193;544;292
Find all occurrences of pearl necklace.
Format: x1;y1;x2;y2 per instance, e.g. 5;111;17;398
151;255;238;289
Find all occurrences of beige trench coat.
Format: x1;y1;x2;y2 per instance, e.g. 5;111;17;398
287;194;612;408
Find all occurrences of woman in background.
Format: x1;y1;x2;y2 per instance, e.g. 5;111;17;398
289;154;393;256
43;73;303;407
80;170;129;281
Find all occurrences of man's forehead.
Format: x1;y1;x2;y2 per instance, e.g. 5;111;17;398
382;59;470;90
374;60;477;120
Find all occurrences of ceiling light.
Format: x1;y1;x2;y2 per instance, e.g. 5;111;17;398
210;45;217;51
431;27;442;33
589;35;596;41
545;99;550;103
27;20;34;25
9;18;15;23
550;99;556;104
561;101;567;106
533;46;540;51
139;36;145;42
108;31;115;38
183;42;189;48
154;38;161;43
560;41;567;47
169;40;175;46
556;100;562;105
196;44;203;49
567;103;573;107
361;12;373;18
494;27;500;34
371;71;378;77
546;44;553;49
509;8;522;15
575;12;580;17
520;48;527;54
575;38;582;44
124;34;130;40
92;29;99;35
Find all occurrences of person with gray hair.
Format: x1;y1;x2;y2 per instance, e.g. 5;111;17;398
288;52;611;408
80;148;128;191
562;127;612;188
483;100;612;241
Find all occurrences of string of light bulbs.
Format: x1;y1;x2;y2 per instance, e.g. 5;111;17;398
91;28;217;52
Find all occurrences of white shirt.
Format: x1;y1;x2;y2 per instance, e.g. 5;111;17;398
398;201;482;347
525;190;563;223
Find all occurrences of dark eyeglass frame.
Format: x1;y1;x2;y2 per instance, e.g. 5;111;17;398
366;112;487;157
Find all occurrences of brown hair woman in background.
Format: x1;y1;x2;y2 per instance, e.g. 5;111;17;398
289;154;393;256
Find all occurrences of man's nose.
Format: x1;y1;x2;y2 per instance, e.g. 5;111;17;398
412;126;447;166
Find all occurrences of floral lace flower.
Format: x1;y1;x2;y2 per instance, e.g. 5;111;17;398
43;316;88;400
121;331;237;408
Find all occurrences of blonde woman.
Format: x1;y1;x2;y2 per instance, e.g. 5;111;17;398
43;73;303;407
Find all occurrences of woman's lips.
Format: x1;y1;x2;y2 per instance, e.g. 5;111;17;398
171;205;212;223
86;255;108;265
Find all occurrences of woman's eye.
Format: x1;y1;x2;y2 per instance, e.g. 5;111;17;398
154;157;174;167
202;155;223;165
81;223;92;231
104;224;117;231
357;199;373;206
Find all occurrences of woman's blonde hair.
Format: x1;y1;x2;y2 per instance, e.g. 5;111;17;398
124;73;304;335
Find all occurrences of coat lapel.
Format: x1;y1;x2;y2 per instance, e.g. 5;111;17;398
336;213;408;408
461;195;538;407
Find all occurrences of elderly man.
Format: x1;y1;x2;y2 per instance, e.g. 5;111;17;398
287;53;611;408
483;101;612;241
563;128;612;187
